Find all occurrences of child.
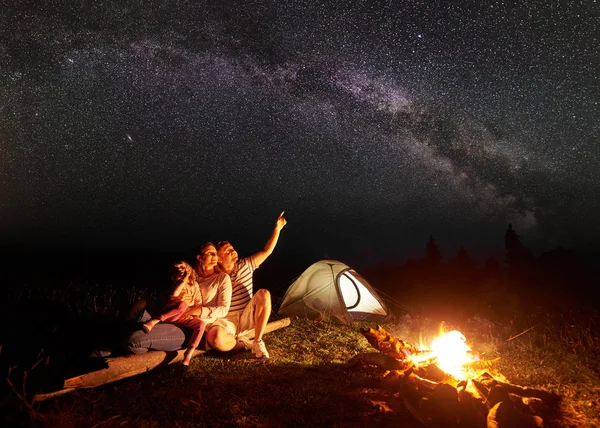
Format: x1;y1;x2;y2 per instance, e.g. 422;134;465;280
142;261;206;366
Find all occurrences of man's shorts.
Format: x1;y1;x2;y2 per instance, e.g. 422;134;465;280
207;294;259;337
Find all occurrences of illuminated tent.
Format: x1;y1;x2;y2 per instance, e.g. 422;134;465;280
277;260;388;325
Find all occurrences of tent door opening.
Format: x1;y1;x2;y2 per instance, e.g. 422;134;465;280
338;270;387;321
339;271;361;310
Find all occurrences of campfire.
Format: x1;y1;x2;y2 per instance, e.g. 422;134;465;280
347;325;561;427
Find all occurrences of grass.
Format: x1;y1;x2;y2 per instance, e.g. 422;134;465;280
2;283;600;427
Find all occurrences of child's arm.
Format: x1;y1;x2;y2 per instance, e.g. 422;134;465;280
192;283;202;307
171;281;186;297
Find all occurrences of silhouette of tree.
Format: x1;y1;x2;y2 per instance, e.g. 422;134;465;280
504;223;534;273
425;234;442;266
456;246;473;266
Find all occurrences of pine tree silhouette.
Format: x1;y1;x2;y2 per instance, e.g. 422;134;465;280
425;234;442;266
504;223;534;273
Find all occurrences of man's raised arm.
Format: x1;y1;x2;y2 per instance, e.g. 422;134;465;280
252;211;287;267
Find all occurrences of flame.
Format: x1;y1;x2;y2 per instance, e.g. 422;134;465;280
430;330;474;379
409;325;475;380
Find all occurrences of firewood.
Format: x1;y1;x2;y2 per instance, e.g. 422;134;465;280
522;397;545;416
487;385;511;407
457;384;488;428
421;383;460;427
487;400;541;428
505;394;546;427
360;325;418;359
530;415;544;427
477;372;561;406
400;395;429;427
382;370;403;392
414;364;449;383
405;372;440;393
345;352;408;370
487;401;505;428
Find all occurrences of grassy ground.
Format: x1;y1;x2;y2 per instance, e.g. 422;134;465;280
3;309;600;427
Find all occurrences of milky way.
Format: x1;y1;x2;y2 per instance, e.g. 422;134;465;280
1;1;598;261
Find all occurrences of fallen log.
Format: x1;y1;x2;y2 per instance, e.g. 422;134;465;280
238;316;291;340
62;348;206;390
33;317;291;402
32;347;207;403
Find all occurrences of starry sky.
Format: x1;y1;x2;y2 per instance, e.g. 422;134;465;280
1;0;599;264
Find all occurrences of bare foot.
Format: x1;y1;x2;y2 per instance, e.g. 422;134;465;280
142;319;159;333
183;348;195;366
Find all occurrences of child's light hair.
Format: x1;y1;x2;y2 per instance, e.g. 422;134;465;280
171;260;197;283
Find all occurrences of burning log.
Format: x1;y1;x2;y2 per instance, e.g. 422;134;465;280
414;363;449;383
360;325;419;359
345;352;409;370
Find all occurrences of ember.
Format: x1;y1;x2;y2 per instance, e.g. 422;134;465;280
349;325;562;427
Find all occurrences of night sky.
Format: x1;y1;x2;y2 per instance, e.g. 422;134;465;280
1;1;599;264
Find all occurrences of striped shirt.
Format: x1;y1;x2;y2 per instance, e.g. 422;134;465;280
228;256;258;314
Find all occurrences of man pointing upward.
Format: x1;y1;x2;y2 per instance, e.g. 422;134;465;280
204;212;287;358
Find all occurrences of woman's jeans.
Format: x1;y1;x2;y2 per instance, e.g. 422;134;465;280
125;310;189;354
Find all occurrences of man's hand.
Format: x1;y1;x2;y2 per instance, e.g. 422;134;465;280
276;211;287;231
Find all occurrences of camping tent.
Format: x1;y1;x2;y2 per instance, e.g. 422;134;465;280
278;260;388;325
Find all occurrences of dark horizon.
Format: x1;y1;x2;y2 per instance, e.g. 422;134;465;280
3;221;599;300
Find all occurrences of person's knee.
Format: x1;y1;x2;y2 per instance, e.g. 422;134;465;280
206;327;236;352
125;331;149;354
255;289;271;307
